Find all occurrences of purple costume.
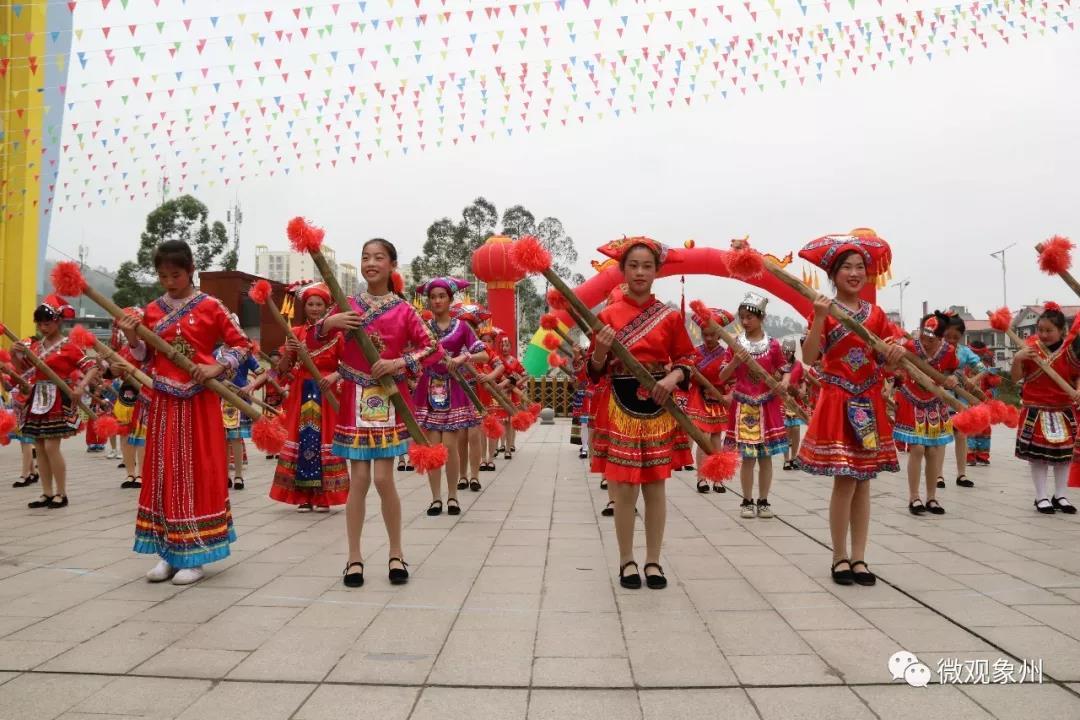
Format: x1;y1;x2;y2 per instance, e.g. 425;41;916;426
413;318;486;431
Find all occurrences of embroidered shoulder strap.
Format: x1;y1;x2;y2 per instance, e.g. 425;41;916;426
615;301;672;350
153;293;208;335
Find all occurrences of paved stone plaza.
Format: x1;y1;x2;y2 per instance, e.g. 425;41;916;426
1;421;1080;719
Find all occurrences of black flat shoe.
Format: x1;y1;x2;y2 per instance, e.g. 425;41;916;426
116;462;126;469
683;465;695;471
12;476;32;488
600;479;608;490
713;483;726;493
578;449;588;459
503;451;511;460
618;560;641;589
1035;498;1056;514
426;500;443;516
132;476;142;488
121;476;138;489
831;558;854;585
232;478;245;491
388;557;410;585
28;494;53;509
956;475;974;488
782;461;794;471
447;498;461;515
926;499;945;515
48;495;68;509
457;479;468;490
1053;496;1078;515
643;562;667;589
935;477;946;489
481;461;495;472
469;478;481;492
697;479;710;493
404;464;415;472
343;561;365;587
851;560;877;586
510;446;516;452
601;501;615;517
908;499;927;515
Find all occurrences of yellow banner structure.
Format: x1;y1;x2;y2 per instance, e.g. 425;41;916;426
1;1;66;341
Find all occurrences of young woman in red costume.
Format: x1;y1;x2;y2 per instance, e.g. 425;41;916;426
495;332;526;459
109;307;151;490
314;238;441;588
782;338;808;471
589;237;696;590
797;230;905;587
453;304;496;479
118;240;253;585
262;348;288;459
570;346;593;459
269;281;349;512
686;308;733;494
894;311;960;517
1012;304;1080;515
12;294;99;510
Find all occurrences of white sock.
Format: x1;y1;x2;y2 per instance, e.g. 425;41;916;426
580;424;589;449
1031;462;1049;500
1053;463;1070;499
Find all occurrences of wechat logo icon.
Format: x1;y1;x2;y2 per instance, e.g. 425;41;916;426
889;650;932;688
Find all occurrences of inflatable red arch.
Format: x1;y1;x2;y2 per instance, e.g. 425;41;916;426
551;246;868;326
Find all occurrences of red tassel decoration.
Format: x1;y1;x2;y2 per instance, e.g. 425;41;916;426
988;307;1013;332
546;288;568;311
952;405;991;435
511;411;533;431
540;313;559;330
409;442;449;472
542;333;562;351
509;235;552;274
699;450;741;482
249;279;272;305
0;409;17;439
286;216;326;253
252;416;288;454
51;261;89;296
92;414;121;439
1038;235;1074;275
68;324;96;349
482;413;505;440
727;245;765;281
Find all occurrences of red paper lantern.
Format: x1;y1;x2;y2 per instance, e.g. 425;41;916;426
471;235;525;355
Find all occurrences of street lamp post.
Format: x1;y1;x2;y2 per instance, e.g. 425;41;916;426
891;278;911;329
989;243;1016;308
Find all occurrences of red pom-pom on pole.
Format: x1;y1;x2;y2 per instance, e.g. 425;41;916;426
952;405;991;435
252;416;288;454
509;235;552;274
546;287;568;312
0;409;17;438
540;313;559;330
68;324;96;349
421;309;433;321
528;402;541;417
409;442;449;473
511;410;533;431
0;348;12;364
988;307;1013;333
249;279;272;305
51;261;89;297
92;414;120;440
689;299;711;325
542;333;562;351
548;353;567;369
482;413;506;440
1002;404;1020;428
727;245;765;281
986;399;1010;424
699;450;741;482
1038;235;1074;275
286;216;326;253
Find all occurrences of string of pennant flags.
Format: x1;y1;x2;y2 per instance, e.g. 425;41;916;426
0;0;1074;217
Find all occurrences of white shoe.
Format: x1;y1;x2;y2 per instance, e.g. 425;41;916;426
172;567;205;585
146;559;176;582
740;500;756;519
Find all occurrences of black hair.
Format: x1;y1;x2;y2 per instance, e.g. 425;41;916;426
269;349;282;358
1039;306;1067;333
363;238;398;263
945;313;966;335
153;240;196;274
969;340;988;351
32;305;59;323
920;311;950;338
827;249;865;280
618;243;662;271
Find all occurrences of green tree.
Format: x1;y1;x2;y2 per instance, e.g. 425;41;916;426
114;195;233;305
409;218;470;289
500;205;536;238
461;196;498;251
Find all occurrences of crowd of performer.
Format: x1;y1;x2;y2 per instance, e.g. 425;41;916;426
2;228;1077;593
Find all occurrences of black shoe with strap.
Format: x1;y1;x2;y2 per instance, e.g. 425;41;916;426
926;498;946;515
397;460;406;471
908;498;927;515
850;560;877;586
956;475;974;488
232;477;245;491
28;494;53;509
601;501;615;517
389;558;410;585
343;561;365;587
936;477;946;488
426;499;443;516
831;558;854;586
121;475;138;489
1053;496;1078;515
618;560;641;589
447;498;461;515
643;562;667;589
696;479;709;493
469;478;481;492
1035;497;1056;514
48;495;68;509
457;478;468;490
12;476;32;488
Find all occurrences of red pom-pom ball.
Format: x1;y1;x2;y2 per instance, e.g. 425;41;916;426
249;279;272;305
286;216;326;253
952;405;991;435
540;313;559;330
252;416;288;454
509;235;552;274
700;450;741;482
988;307;1013;333
51;261;88;297
511;410;533;431
482;413;506;440
727;245;765;281
1038;235;1074;275
546;288;568;311
542;333;562;351
409;442;449;473
92;414;121;439
68;324;96;349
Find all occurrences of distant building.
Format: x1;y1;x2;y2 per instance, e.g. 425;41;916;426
254;244;357;295
339;263;360;297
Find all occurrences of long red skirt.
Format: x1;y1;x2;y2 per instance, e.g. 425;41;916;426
133;391;235;568
270;377;349;506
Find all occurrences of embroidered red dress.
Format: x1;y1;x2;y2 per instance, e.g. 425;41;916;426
685;342;729;435
16;336;95;439
270;324;349;506
588;294;695;484
723;336;790;458
893;339;959;447
1014;336;1080;465
797;301;901;480
131;292;251;568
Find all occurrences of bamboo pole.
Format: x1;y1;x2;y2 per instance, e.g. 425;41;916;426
255;350;287;396
1036;241;1080;298
256;291;339;411
446;364;487;414
2;325;93;415
305;249;432;446
0;362;32;394
67;286;263;420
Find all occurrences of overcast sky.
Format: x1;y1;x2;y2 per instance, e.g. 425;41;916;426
45;3;1080;331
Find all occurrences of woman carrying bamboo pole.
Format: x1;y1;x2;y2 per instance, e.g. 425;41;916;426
795;230;906;587
115;240;254;586
685;308;734;494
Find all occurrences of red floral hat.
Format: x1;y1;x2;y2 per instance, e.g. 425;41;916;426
798;228;892;278
597;236;673;264
694;307;734;328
